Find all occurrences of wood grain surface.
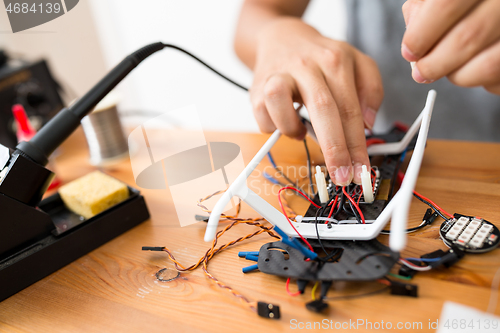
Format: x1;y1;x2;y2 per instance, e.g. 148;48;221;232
0;128;499;333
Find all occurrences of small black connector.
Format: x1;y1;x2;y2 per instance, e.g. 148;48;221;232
296;279;308;294
320;281;333;299
421;249;447;268
420;246;465;268
142;246;164;251
398;265;418;278
306;300;329;313
257;302;280;319
421;249;446;259
194;214;209;222
390;281;418;297
440;245;465;268
422;208;433;223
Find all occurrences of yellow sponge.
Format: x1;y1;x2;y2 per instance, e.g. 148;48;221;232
59;171;129;219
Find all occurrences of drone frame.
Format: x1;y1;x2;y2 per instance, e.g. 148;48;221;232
205;90;437;251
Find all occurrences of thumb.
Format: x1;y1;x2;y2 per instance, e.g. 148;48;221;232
402;0;425;27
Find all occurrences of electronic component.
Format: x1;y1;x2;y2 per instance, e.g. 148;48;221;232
398;265;418;278
440;214;500;253
306;300;329;313
419;247;464;268
390;281;418;297
257;302;281;319
361;165;374;203
315;166;329;203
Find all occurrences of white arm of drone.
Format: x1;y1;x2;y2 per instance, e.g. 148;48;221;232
367;107;424;156
204;130;282;242
390;90;436;251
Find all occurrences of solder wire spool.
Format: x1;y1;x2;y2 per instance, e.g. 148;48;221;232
81;94;129;166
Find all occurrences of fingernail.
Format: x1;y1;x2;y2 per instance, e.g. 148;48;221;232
353;163;363;185
362;107;376;130
412;64;433;84
334;166;352;186
402;44;418;62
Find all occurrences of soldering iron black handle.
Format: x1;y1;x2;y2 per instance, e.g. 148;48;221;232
15;42;165;166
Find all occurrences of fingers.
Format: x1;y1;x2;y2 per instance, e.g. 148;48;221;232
317;47;371;185
484;84;500;95
263;73;307;139
402;0;481;62
447;40;500;88
412;0;500;83
250;84;276;133
402;0;424;27
352;51;384;130
292;63;353;186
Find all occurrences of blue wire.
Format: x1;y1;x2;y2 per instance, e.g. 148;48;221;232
267;152;277;169
263;171;281;185
405;257;441;262
399;148;408;162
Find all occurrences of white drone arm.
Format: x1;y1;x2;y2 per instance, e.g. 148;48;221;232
390;90;436;251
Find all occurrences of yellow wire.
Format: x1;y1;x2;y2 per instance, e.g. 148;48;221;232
311;281;319;300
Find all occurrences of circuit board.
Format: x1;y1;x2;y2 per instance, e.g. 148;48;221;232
440;214;500;253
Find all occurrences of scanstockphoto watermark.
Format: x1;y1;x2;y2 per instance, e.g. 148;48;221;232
248;165;321;197
290;318;432;330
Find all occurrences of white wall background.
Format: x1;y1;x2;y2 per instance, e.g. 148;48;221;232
1;0;346;132
87;0;346;131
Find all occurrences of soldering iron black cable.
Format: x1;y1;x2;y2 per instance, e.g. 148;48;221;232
161;43;249;92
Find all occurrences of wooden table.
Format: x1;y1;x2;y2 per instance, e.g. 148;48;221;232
1;129;499;332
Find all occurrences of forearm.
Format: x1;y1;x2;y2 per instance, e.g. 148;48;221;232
234;0;310;69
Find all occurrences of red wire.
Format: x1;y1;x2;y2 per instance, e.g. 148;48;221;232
279;186;321;209
278;187;314;251
342;186;365;224
397;171;453;218
413;191;454;218
356;185;363;205
286;278;301;296
366;138;386;147
326;195;338;222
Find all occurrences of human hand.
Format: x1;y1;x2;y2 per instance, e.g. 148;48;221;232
402;0;500;94
250;18;384;185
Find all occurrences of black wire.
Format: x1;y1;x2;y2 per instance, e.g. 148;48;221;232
303;139;315;197
323;285;390;301
380;223;428;235
313;197;345;263
333;192;345;220
412;193;449;220
347;200;362;224
315;204;329;256
162;44;249;92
